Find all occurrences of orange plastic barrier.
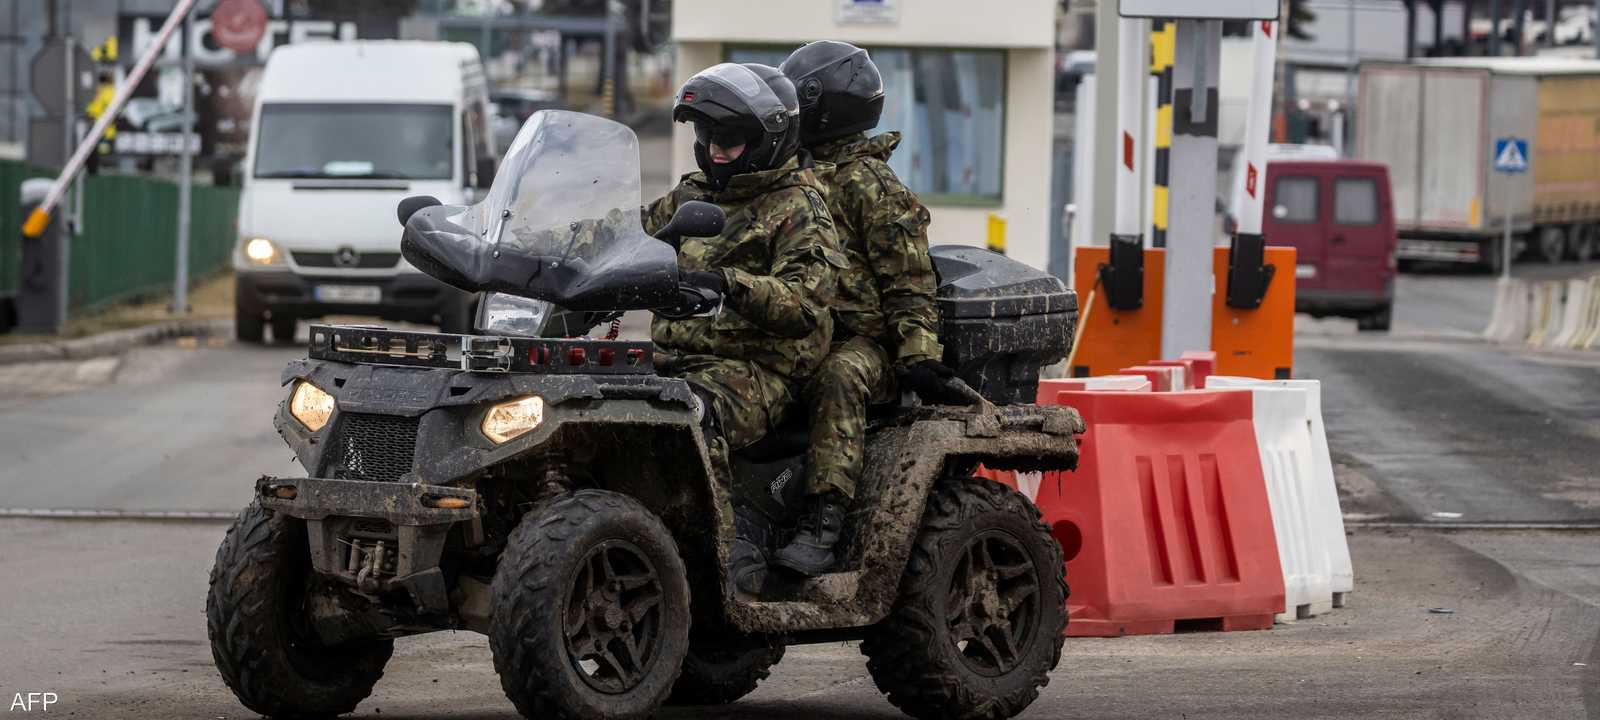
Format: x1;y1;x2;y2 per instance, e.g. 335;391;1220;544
1036;389;1285;636
1070;246;1164;377
1070;246;1295;380
1211;247;1295;379
1180;350;1217;387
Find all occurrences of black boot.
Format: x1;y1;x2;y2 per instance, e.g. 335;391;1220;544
774;492;845;576
729;508;771;595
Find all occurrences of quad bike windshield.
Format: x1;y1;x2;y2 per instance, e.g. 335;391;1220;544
402;110;679;310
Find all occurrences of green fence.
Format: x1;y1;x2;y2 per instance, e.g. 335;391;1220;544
0;159;240;314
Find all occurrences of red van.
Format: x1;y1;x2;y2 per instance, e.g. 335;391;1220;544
1263;160;1399;331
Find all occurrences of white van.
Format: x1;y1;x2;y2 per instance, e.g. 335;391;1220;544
232;41;497;343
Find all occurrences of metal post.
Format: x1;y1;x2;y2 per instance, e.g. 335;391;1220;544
1345;0;1357;155
58;26;74;325
1595;0;1600;58
1161;19;1221;358
175;11;193;315
1464;0;1476;55
1091;1;1122;247
1432;0;1445;56
1405;0;1418;58
1513;0;1526;54
603;3;619;120
1490;0;1502;55
1545;0;1556;47
1502;173;1513;279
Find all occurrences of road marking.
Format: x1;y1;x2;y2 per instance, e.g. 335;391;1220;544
1346;520;1600;531
0;508;236;521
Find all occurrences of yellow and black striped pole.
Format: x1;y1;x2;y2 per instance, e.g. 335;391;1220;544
1150;19;1175;249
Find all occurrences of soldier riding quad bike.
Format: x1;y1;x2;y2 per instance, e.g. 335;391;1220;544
206;111;1084;720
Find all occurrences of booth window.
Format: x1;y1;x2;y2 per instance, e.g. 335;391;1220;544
728;46;1006;205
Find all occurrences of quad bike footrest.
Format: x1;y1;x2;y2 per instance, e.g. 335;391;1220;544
257;476;477;613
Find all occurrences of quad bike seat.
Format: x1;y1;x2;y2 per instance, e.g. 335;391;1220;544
734;401;906;464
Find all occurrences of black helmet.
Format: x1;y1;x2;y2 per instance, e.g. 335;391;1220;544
780;40;884;146
673;62;801;191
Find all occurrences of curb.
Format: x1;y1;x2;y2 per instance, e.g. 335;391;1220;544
0;318;232;365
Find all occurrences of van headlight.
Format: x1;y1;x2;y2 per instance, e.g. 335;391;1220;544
244;237;282;266
482;395;544;444
289;381;336;432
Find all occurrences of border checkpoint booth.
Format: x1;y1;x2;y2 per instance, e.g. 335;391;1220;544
668;0;1059;275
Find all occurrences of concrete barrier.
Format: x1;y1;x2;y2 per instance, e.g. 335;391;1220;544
1525;281;1562;347
1482;278;1527;343
1549;278;1594;349
1205;376;1353;617
1583;277;1600;350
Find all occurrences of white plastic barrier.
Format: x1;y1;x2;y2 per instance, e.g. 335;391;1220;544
1205;376;1353;620
1549;278;1593;349
1049;375;1154;392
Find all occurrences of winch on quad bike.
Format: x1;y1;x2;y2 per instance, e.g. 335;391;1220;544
206;110;1083;720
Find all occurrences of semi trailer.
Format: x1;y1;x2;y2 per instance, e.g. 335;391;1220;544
1357;57;1600;270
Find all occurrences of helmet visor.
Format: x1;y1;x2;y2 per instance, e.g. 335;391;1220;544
678;63;793;134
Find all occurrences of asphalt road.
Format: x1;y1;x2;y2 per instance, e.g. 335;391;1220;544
0;267;1597;718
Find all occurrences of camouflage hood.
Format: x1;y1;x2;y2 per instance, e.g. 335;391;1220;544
811;131;900;166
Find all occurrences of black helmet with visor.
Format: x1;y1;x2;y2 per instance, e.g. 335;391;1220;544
673;62;801;190
779;40;885;146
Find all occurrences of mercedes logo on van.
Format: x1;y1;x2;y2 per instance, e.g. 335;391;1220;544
333;246;360;268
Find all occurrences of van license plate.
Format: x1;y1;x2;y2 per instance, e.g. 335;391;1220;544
1294;264;1317;279
314;284;381;304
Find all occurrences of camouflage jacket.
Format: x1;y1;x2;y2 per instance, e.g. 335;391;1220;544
644;156;845;380
811;132;943;365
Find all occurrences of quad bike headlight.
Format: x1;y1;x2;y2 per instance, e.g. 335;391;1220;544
289;380;336;432
482;395;544;444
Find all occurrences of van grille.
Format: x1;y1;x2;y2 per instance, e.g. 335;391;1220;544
325;413;419;483
292;251;401;269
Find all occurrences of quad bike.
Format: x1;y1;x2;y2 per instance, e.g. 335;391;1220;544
206;111;1083;720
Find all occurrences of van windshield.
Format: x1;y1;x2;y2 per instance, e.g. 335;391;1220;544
253;103;453;180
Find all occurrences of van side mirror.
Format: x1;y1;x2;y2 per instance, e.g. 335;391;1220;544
654;201;725;246
475;157;496;190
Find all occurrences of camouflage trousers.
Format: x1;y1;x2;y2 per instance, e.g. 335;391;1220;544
669;354;796;453
803;335;894;499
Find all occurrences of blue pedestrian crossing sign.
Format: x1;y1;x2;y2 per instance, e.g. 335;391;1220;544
1494;137;1529;174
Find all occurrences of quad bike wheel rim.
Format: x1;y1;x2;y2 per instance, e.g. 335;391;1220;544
945;529;1040;678
563;539;666;694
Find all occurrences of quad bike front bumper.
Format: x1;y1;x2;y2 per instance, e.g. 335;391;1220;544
256;475;478;614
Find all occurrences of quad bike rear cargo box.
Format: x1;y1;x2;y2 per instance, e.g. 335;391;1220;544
931;246;1078;404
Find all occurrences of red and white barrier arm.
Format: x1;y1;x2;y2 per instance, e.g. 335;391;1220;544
1113;16;1147;239
21;0;198;238
1234;19;1278;238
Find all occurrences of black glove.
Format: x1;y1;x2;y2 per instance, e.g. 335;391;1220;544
900;360;977;406
681;270;728;295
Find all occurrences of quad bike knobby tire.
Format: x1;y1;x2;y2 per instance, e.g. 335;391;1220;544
489;489;690;720
206;502;393;718
862;478;1068;720
667;634;786;706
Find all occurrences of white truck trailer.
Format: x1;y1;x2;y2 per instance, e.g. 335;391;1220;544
1357;57;1600;270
